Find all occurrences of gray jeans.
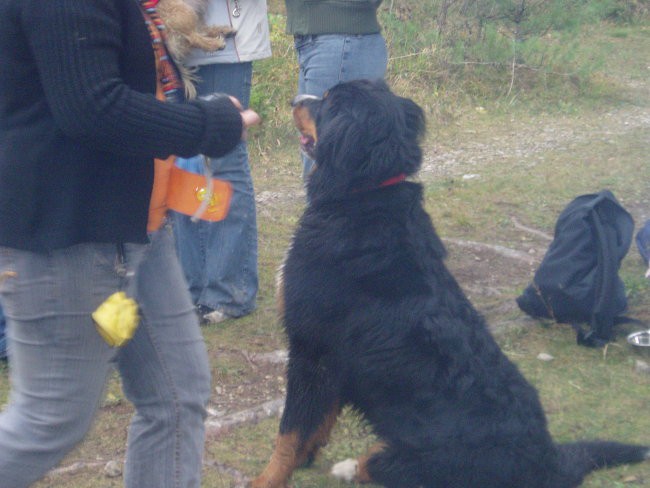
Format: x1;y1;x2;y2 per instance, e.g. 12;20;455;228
0;226;210;487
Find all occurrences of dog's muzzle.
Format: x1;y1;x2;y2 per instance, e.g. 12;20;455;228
291;95;321;160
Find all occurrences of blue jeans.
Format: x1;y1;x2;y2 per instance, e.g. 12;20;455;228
295;33;388;179
0;226;210;488
0;301;6;359
172;62;258;317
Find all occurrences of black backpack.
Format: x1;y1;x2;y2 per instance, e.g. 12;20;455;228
516;190;635;347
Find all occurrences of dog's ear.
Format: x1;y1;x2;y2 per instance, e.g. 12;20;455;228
399;96;426;144
313;102;371;186
363;92;426;181
317;115;362;158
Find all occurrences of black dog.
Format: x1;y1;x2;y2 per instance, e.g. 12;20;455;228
250;79;649;488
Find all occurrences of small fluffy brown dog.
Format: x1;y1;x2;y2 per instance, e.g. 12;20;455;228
157;0;235;97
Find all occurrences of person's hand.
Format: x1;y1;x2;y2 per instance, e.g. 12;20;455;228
229;96;261;140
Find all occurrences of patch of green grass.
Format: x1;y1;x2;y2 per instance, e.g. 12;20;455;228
501;326;650;487
422;119;650;241
0;361;8;406
207;325;650;488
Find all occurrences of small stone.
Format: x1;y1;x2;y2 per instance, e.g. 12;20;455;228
104;460;122;478
537;353;554;362
634;359;650;375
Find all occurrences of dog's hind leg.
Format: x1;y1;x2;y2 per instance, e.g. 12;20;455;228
332;444;423;488
331;442;387;484
250;356;341;488
186;32;228;52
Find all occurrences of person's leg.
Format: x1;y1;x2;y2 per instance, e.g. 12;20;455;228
171;211;206;306
295;34;388;180
297;33;387;96
176;62;258;319
0;244;128;488
338;33;388;83
0;300;6;360
117;226;211;488
295;35;346;180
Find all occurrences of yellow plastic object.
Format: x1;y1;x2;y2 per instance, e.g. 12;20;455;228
92;292;139;347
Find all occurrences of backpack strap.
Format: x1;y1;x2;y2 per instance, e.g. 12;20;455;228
586;208;615;345
577;193;639;347
574;198;622;347
573;324;607;347
573;316;648;347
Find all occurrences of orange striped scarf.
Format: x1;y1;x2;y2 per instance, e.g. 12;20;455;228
138;0;183;231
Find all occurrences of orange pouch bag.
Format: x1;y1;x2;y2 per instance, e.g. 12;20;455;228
167;164;233;222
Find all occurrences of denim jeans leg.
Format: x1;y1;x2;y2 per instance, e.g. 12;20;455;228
172;62;258;317
117;227;211;488
0;244;129;488
171;212;205;305
203;141;258;317
296;33;388;179
0;300;6;359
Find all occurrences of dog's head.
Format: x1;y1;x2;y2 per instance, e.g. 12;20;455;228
292;79;426;199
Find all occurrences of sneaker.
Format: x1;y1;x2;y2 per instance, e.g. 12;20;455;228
202;309;230;325
195;304;213;316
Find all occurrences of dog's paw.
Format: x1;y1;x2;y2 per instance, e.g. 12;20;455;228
205;25;236;38
190;33;227;52
331;458;358;483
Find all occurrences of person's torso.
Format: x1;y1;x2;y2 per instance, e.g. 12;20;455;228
0;0;156;251
284;0;383;35
185;0;272;66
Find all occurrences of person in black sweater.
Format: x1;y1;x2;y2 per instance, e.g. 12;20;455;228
0;1;259;486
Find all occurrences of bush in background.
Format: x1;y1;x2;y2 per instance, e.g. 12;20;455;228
252;0;648;145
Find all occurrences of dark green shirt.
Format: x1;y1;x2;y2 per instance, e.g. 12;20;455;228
285;0;383;35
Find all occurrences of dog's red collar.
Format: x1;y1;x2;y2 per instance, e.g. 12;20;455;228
378;173;407;188
353;173;407;193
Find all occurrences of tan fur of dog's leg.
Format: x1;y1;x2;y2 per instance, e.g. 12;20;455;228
296;405;341;466
186;31;227;52
157;1;234;58
157;4;200;41
249;431;300;488
355;442;387;483
204;25;236;39
250;406;340;488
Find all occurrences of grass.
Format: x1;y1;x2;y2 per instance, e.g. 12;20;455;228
208;325;650;488
2;5;650;487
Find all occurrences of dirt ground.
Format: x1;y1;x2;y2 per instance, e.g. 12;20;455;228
212;53;650;443
202;66;650;466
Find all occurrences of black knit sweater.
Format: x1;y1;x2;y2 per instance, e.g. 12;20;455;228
0;0;243;252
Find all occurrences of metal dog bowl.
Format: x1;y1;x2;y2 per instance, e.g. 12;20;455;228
627;330;650;358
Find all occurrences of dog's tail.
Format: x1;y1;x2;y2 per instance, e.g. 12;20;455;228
558;440;649;479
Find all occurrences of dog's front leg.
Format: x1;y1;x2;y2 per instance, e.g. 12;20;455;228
250;407;339;488
248;430;301;488
250;356;341;488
